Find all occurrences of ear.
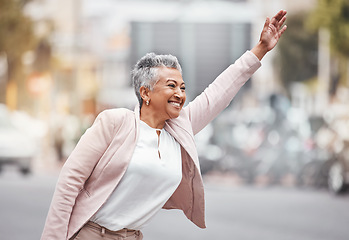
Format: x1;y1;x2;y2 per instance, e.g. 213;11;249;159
139;86;150;102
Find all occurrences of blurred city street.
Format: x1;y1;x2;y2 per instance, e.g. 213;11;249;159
1;0;349;240
0;168;349;240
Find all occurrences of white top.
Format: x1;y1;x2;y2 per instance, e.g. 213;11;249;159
90;120;182;231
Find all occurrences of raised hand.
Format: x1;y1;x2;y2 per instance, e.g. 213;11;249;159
252;10;287;60
260;10;287;51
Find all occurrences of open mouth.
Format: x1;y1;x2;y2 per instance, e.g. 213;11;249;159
169;101;181;108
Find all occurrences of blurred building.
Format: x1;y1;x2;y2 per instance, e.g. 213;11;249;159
82;0;260;107
80;0;298;108
24;0;98;118
21;0;319;116
130;20;251;100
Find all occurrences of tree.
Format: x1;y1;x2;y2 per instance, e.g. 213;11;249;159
0;0;37;105
275;12;318;93
308;0;349;57
307;0;349;92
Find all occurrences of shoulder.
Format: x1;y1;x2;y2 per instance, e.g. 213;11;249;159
94;108;135;129
98;108;134;119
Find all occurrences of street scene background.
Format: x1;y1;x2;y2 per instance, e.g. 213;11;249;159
1;0;349;239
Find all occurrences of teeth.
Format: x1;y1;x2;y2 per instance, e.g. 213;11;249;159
170;102;180;107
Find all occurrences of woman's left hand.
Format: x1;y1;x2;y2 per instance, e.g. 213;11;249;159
252;10;287;60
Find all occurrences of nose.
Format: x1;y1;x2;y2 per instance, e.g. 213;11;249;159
174;88;185;99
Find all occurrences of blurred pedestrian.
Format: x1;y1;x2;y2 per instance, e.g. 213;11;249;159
41;10;287;240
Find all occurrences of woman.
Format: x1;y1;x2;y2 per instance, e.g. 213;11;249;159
41;10;287;240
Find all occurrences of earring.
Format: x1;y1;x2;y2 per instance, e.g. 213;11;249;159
146;100;150;106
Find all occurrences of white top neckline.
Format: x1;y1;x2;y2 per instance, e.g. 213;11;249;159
139;120;163;132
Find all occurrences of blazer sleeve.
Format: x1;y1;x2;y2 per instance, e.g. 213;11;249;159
41;110;117;240
183;51;261;135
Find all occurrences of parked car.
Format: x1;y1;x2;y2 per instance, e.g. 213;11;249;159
327;143;349;194
298;146;349;194
297;116;349;194
0;104;41;175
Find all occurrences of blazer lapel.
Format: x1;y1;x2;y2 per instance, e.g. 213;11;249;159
165;116;200;170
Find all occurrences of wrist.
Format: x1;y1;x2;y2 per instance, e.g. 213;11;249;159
251;41;268;61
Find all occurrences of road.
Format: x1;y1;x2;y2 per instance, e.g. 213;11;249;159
0;169;349;240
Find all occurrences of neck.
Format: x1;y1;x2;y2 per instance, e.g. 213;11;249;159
140;107;165;129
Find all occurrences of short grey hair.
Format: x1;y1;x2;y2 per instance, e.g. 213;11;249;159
131;52;182;106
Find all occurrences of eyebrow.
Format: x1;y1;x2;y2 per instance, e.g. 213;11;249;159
166;79;185;85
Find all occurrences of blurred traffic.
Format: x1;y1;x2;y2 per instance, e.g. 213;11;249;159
0;104;46;174
197;93;349;195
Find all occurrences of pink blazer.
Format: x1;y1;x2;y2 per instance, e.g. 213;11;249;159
41;51;261;240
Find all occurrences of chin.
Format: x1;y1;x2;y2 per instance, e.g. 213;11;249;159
168;112;180;119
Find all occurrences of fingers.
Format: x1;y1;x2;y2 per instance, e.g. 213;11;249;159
279;16;286;27
271;16;278;26
279;25;287;36
271;10;287;23
271;10;287;31
264;17;270;31
274;10;287;22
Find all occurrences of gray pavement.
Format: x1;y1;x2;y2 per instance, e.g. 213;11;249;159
0;168;349;240
0;169;57;240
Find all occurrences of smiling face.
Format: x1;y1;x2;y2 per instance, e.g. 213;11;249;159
141;66;186;126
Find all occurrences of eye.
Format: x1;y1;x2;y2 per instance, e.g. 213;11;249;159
168;84;176;88
181;86;186;91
